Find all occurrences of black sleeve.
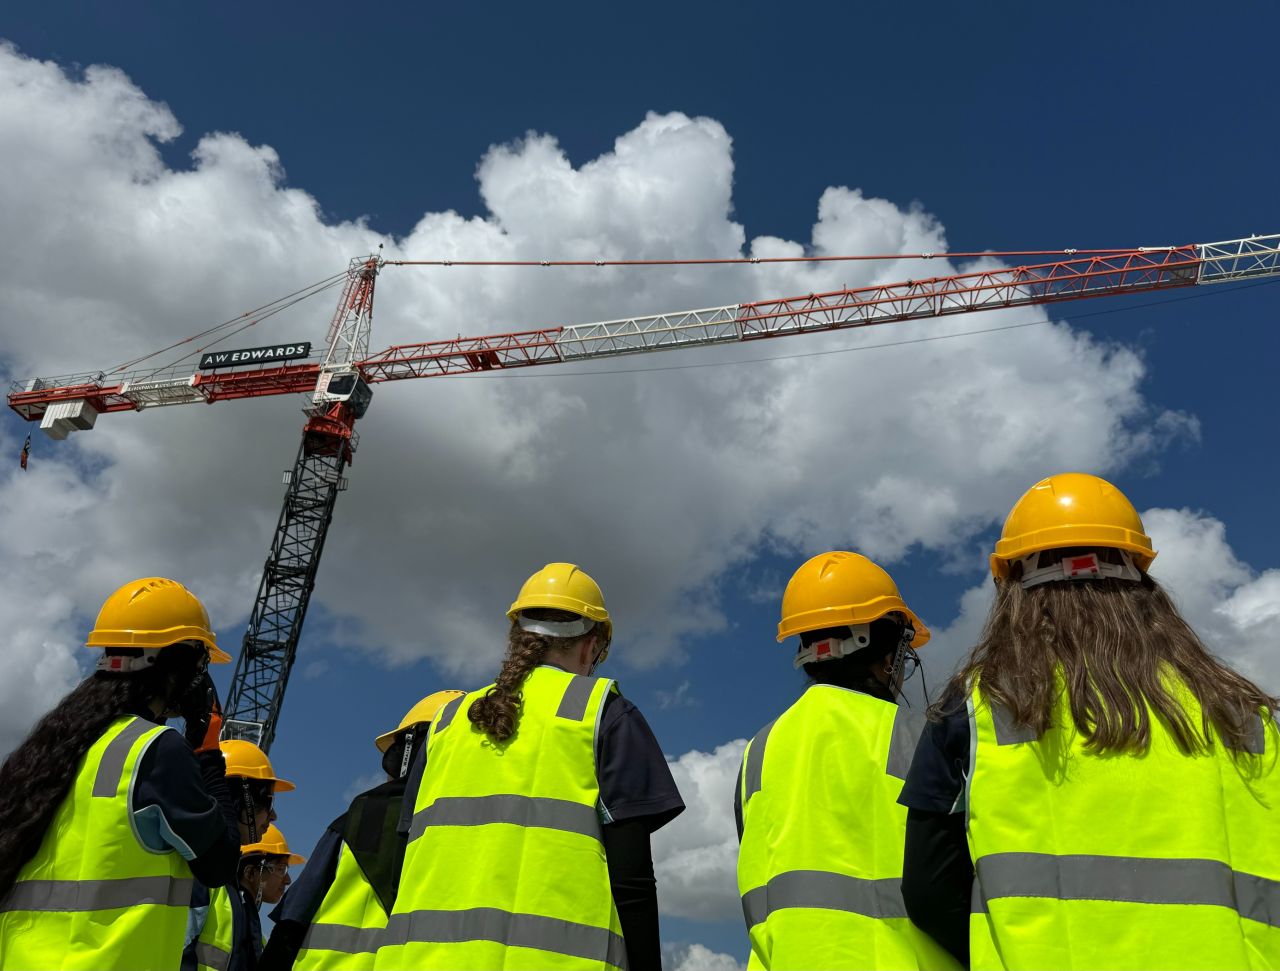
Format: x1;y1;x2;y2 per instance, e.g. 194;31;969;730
898;705;970;814
260;920;307;971
902;809;972;969
596;692;685;833
603;819;662;971
132;730;241;888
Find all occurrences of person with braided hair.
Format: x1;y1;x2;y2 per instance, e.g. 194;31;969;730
0;577;242;970
377;563;684;971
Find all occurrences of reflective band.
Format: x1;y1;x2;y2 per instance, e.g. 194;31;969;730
384;906;627;969
193;941;231;971
518;614;596;639
974;852;1280;927
742;718;776;807
886;706;924;780
741;870;908;928
408;794;602;842
990;703;1039;745
556;675;596;721
0;875;195;913
434;696;463;734
92;717;153;797
301;921;383;954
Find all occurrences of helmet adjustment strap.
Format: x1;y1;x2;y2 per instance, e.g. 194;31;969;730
516;613;596;638
1019;549;1141;589
398;728;416;779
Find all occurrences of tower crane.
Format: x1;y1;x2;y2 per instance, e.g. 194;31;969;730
8;234;1279;750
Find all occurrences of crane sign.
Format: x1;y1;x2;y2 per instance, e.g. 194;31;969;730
8;234;1279;749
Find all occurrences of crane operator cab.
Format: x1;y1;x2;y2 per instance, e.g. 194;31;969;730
313;370;373;418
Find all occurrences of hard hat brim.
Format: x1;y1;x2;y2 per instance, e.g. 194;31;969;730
777;596;931;649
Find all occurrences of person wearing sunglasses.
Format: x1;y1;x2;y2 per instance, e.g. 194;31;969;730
734;552;957;970
0;577;240;971
187;824;305;971
377;563;684;971
183;742;294;971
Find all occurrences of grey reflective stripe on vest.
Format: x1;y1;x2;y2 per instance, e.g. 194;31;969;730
990;703;1039;745
301;921;384;954
194;941;231;971
384;906;627;969
886;707;925;780
741;719;777;808
974;852;1280;927
408;793;602;842
556;675;597;721
92;717;154;797
741;870;908;928
0;875;195;913
434;696;464;734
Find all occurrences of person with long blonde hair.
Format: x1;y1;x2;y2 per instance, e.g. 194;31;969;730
898;473;1280;969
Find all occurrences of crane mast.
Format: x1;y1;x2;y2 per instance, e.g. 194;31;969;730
221;257;379;749
7;233;1279;750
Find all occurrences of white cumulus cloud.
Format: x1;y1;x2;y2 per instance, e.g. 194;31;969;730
0;42;1198;753
653;740;746;922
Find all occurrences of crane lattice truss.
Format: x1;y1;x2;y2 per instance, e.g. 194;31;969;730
9;233;1279;749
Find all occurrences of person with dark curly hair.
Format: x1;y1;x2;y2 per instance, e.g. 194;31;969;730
899;473;1280;969
377;563;684;971
0;576;241;970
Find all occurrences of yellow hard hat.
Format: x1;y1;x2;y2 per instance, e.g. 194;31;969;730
778;551;929;648
990;472;1156;579
87;577;231;663
219;739;295;792
374;689;467;753
240;823;305;864
507;563;612;641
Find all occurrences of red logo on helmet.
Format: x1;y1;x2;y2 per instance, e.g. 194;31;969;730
1065;554;1100;578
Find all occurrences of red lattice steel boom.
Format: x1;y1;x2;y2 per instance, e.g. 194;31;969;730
9;232;1278;749
11;234;1280;424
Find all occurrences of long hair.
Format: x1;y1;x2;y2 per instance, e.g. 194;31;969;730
940;571;1276;755
0;644;202;899
468;609;596;743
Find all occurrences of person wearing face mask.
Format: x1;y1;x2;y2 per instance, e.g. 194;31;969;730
187;824;305;971
259;690;465;971
376;563;685;971
184;742;294;971
734;552;959;970
0;577;241;971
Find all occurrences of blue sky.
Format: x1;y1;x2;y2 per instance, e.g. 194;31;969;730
2;3;1279;963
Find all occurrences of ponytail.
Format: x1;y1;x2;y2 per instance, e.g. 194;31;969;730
469;609;595;743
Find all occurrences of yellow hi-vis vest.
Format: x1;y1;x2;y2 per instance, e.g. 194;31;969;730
0;715;193;971
191;885;236;971
966;677;1280;970
736;685;959;970
375;665;626;971
295;842;387;970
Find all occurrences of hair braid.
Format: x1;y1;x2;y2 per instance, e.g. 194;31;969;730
468;621;554;743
